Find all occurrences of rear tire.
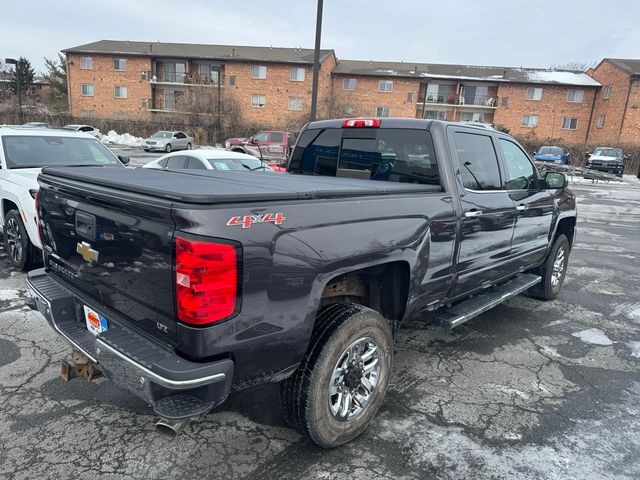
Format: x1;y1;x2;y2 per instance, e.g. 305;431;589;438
529;234;570;300
165;144;172;153
3;210;39;271
186;143;192;150
280;303;393;448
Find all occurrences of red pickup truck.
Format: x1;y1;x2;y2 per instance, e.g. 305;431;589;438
224;131;295;170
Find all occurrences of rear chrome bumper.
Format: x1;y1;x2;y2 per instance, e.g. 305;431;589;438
26;268;234;412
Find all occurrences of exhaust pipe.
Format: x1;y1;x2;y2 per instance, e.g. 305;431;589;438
155;418;189;436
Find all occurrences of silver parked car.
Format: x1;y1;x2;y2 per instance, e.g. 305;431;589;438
143;131;194;152
63;124;103;140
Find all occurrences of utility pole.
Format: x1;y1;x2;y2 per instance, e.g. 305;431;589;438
309;0;324;122
5;58;23;123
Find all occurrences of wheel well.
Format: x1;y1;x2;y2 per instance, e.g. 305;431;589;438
2;199;19;219
555;217;576;248
231;147;245;153
319;262;410;324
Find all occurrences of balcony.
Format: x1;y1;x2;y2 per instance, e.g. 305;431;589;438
145;70;221;87
417;94;498;109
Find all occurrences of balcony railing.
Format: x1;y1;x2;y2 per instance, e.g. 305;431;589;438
418;94;498;108
145;70;221;86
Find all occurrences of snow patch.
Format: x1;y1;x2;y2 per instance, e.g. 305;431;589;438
625;341;640;358
628;307;640;322
0;289;21;301
572;328;613;346
101;130;144;147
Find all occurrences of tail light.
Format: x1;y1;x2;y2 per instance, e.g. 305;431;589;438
175;236;239;326
34;190;44;246
342;118;381;128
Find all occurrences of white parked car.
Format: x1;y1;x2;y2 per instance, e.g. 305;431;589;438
63;124;103;140
142;131;194;153
0;126;128;270
142;149;275;172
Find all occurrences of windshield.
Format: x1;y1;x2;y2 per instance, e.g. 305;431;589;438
593;148;621;158
152;131;173;139
3;135;121;169
537;146;562;156
207;157;273;171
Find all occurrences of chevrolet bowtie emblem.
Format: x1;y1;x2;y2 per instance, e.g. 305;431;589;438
76;242;99;263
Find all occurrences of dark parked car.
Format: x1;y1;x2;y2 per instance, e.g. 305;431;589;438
28;118;576;447
533;146;571;165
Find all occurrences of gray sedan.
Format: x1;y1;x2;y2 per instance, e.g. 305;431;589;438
142;131;194;152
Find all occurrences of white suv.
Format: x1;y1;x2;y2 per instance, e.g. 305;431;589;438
0;126;128;270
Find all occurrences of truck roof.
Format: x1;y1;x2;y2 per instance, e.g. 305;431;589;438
304;118;497;132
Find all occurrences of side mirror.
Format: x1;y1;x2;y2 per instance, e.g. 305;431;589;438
248;136;255;143
532;151;537;156
624;154;631;160
118;155;130;165
585;152;591;158
545;171;567;189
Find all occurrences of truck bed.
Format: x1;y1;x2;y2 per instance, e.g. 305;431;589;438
41;167;440;204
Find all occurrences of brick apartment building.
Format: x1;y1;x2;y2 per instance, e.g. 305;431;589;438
63;40;336;127
62;40;640;145
587;58;640;144
331;60;598;143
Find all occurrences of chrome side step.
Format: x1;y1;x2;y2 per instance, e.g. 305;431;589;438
434;274;541;329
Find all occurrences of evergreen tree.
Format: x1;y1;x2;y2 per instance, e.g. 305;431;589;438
43;53;68;112
9;57;35;96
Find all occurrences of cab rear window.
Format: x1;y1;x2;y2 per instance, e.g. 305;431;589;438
289;128;440;186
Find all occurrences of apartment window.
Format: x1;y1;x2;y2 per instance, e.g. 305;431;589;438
561;117;578;130
522;115;538;127
603;85;612;99
113;58;127;71
526;87;543;100
228;75;236;86
407;91;414;102
343;78;357;91
501;96;509;107
251;94;266;108
290;67;305;81
81;83;94;96
80;57;92;69
566;89;584;103
426;84;451;103
460;112;485;123
378;80;393;92
376;106;390;117
114;86;127;99
424;110;446;120
252;65;267;79
288;97;304;111
597;114;606;128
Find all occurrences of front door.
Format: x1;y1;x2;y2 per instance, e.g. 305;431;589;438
497;138;554;271
451;129;516;297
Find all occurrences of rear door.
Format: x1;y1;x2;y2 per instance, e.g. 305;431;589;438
497;137;554;270
450;129;516;296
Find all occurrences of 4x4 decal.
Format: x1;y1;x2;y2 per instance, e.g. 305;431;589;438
227;213;286;229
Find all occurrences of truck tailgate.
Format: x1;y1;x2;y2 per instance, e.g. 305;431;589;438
37;171;178;343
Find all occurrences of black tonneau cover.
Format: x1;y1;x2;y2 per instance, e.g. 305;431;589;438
40;167;440;204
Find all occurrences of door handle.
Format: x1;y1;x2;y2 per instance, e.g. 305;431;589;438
516;204;527;212
464;210;483;218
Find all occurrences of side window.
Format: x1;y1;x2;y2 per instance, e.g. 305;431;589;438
499;139;537;190
270;132;284;142
165;155;187;169
454;132;502;190
158;158;168;168
177;132;187;139
253;132;269;142
186;157;206;170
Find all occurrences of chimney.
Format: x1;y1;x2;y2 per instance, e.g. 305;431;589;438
231;48;236;57
149;44;153;53
503;70;507;78
414;65;418;73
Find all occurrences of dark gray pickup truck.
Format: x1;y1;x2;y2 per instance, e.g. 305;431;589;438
27;118;576;447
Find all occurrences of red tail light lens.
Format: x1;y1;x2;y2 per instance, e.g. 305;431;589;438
175;236;238;326
342;118;381;128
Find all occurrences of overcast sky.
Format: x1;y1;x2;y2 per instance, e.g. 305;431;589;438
2;0;640;73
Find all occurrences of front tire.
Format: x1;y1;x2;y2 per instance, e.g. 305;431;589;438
529;234;570;300
165;144;172;153
280;303;393;448
186;142;192;150
3;210;38;271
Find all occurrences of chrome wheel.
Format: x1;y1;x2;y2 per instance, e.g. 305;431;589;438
551;246;565;287
329;337;380;421
5;217;23;264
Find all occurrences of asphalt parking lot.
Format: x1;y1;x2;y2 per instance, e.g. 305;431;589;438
1;170;639;479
